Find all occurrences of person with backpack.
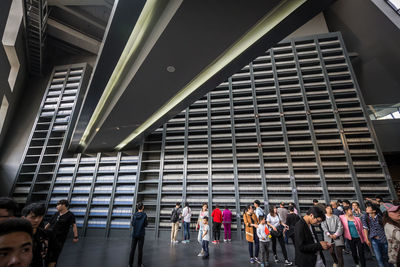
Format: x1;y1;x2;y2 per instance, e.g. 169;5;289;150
170;202;182;244
285;206;300;246
196;203;208;256
182;202;191;243
128;202;148;267
362;202;388;267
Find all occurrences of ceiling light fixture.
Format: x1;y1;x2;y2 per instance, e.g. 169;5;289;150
115;0;308;150
166;66;176;72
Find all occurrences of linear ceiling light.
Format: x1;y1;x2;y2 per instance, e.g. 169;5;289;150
78;0;162;149
115;0;307;150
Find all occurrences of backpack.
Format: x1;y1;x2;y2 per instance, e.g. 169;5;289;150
171;208;179;223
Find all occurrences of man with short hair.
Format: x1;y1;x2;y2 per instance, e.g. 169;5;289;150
254;200;265;219
342;200;350;208
295;207;330;267
330;201;343;217
22;203;57;267
129;202;148;267
44;200;78;263
0;197;18;221
170;202;181;243
313;199;326;214
361;203;388;267
0;218;33;267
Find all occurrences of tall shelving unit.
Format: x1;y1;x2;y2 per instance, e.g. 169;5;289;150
10;32;396;238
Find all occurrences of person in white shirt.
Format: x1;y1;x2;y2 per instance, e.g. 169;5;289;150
182;202;191;243
257;216;271;267
201;217;210;258
196;203;208;256
267;206;292;266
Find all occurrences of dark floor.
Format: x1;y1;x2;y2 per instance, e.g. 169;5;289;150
58;231;380;267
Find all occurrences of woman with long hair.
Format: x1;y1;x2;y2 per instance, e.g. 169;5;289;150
196;203;208;256
339;206;366;267
267;205;292;266
384;205;400;267
243;204;259;264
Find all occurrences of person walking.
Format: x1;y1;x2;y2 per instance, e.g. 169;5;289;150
384;204;400;266
170;202;181;244
196;203;208;256
257;215;271;267
182;202;192;243
321;205;345;267
128;202;148;267
267;206;292;266
295;207;330;267
243;204;259;264
211;204;222;244
362;202;389;267
222;205;232;242
340;206;366;267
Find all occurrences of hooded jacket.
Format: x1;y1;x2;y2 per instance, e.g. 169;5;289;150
131;211;148;238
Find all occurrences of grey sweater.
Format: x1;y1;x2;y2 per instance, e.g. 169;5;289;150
320;214;344;246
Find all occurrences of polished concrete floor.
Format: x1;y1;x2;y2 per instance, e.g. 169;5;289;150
58;231;380;267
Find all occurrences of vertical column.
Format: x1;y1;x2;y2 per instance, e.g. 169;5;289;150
155;125;167;237
207;93;213;230
270;49;300;210
249;62;270;212
314;37;364;208
105;152;122;237
291;40;330;205
228;77;242;240
131;143;144;233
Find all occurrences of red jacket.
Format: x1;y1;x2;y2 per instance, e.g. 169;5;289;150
211;208;223;223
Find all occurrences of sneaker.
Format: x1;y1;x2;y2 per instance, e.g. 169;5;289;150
284;260;293;266
250;258;255;264
254;258;260;263
212;240;217;244
228;239;231;242
224;239;227;242
274;255;279;263
197;251;204;257
173;240;179;243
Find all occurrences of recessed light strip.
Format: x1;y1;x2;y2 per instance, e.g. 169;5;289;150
115;0;307;150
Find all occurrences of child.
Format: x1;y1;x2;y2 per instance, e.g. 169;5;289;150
202;217;210;259
222;205;232;242
257;215;271;267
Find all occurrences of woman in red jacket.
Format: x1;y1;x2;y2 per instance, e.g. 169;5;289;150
339;206;366;267
211;204;223;244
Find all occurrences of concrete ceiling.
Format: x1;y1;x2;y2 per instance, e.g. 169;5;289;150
69;0;335;152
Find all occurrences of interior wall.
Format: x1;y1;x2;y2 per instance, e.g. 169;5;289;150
324;0;400;105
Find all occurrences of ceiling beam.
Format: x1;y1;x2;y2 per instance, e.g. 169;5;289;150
54;5;107;31
47;18;101;54
48;0;113;9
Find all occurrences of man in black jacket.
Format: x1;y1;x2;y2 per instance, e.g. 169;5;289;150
295;207;330;267
129;202;148;267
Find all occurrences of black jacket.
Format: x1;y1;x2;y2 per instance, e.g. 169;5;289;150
131;212;148;238
295;218;326;267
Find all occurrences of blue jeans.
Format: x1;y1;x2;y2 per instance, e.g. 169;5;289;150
202;240;209;256
184;222;190;240
371;238;389;267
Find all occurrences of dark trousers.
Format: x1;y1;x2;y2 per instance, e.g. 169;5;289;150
248;234;259;258
348;238;366;267
288;234;295;246
271;234;288;260
129;236;144;267
259;241;270;264
329;244;344;267
213;222;221;241
183;222;190;240
202;240;209;257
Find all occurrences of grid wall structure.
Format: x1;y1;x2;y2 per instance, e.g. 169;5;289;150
9;33;395;238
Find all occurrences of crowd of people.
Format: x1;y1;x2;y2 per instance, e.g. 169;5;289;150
0;197;78;267
2;194;400;267
161;195;400;267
